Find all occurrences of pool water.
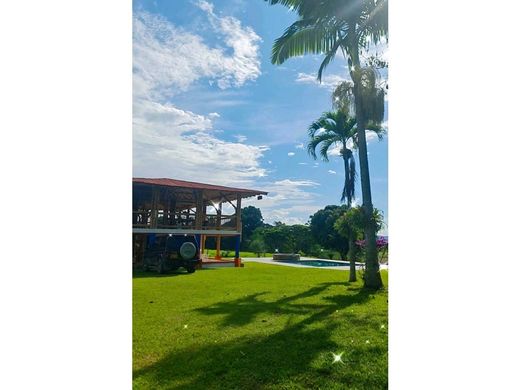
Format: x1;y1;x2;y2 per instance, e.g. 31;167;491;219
280;259;350;267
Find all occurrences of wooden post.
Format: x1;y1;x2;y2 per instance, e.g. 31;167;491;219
150;186;159;228
202;203;207;229
234;235;241;267
216;236;221;260
236;194;242;234
170;198;177;225
216;201;222;259
195;190;203;229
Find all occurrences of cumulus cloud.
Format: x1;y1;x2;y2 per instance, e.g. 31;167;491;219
133;10;261;97
194;0;262;89
244;179;322;225
133;7;266;185
295;72;347;90
234;134;247;143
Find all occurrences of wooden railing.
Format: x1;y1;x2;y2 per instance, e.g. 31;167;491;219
132;211;237;230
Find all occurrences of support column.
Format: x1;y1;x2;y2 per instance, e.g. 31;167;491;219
236;194;242;234
235;194;242;267
215;201;222;260
201;235;206;254
216;235;222;260
234;235;241;267
150;186;159;228
195;190;204;230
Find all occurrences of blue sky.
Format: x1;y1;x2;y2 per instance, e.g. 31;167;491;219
133;0;388;230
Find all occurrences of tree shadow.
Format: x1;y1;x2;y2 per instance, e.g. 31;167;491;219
134;283;387;389
194;282;372;328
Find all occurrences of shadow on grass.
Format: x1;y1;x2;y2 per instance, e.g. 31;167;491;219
195;282;371;327
134;284;387;389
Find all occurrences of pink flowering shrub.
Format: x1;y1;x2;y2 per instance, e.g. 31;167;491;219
356;236;387;248
356;236;388;263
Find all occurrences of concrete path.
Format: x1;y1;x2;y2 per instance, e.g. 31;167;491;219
241;257;388;271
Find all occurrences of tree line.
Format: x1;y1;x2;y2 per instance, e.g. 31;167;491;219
206;205;386;282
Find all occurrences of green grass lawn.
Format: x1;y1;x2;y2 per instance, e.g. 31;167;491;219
133;263;388;389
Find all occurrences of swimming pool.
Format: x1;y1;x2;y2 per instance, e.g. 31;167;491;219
279;259;350;267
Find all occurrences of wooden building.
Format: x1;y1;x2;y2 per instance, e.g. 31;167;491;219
132;178;267;267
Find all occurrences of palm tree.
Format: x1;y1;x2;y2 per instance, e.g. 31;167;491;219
264;0;387;289
307;111;383;207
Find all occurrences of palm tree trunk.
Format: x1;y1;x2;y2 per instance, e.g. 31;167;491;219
348;236;357;282
341;144;350;206
348;30;383;290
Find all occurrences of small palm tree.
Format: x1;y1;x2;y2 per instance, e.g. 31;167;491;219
307;111;383;206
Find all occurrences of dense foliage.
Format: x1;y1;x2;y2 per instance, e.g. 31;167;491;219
309;205;350;260
240;206;264;244
251;222;316;255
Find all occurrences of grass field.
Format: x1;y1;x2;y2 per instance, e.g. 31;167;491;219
133;263;388;389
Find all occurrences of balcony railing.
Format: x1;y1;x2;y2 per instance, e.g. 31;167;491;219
132;211;237;230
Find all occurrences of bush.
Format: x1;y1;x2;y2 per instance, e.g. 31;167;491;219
249;238;267;257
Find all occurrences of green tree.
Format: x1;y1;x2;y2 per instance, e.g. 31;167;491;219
308;110;383;206
249;238;267;257
241;206;264;248
335;206;385;282
252;223;315;254
264;0;387;289
309;205;349;260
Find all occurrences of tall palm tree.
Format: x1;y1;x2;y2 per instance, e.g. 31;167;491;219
307;111;383;207
264;0;387;289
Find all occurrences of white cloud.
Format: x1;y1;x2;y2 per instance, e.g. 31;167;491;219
328;170;337;174
194;0;262;89
133;8;266;185
295;142;304;149
295;72;347;90
287;152;295;157
298;162;308;165
244;179;322;225
133;10;261;98
234;134;247;143
134;104;269;184
195;0;214;13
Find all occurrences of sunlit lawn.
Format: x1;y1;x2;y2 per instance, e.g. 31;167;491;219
133;263;388;389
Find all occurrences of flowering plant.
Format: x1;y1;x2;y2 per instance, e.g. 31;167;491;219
356;236;387;248
356;236;388;263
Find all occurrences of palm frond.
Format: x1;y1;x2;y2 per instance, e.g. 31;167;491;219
307;132;337;160
308;111;340;137
272;20;335;65
317;35;345;81
358;0;388;45
365;121;386;140
319;136;340;162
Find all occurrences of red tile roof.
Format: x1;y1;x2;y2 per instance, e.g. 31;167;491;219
133;178;268;196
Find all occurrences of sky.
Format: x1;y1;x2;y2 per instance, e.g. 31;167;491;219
133;0;388;231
